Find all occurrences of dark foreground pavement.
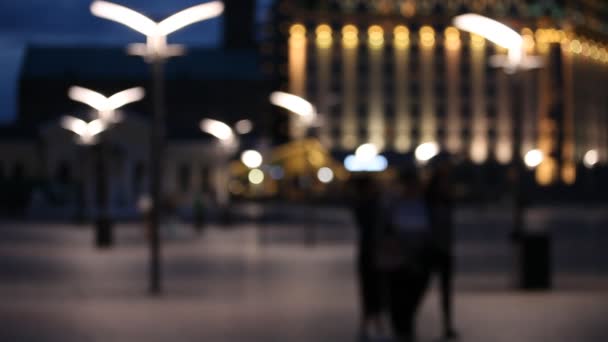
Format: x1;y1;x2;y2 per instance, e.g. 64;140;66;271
0;212;607;341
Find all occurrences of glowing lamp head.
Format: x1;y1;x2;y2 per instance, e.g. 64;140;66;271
317;167;334;184
200;118;235;145
524;149;544;169
235;119;253;134
269;91;316;124
60;116;107;145
241;150;263;169
91;1;224;58
415;142;440;163
583;150;599;168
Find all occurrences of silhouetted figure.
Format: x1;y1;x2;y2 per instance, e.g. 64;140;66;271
426;155;459;340
351;175;385;340
378;170;433;342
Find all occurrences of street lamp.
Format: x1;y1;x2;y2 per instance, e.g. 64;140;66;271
66;86;145;247
61;115;114;247
200;118;237;148
454;14;546;290
61;116;107;145
415;142;440;165
91;0;224;295
269;91;317;126
68;86;145;123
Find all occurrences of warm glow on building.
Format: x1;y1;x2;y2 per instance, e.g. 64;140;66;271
444;26;460;50
342;24;358;48
288;23;307;138
419;25;435;47
394;25;410;49
315;24;332;48
368;25;385;149
341;24;358;149
368;25;384;49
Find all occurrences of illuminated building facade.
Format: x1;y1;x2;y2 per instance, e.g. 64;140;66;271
266;0;608;186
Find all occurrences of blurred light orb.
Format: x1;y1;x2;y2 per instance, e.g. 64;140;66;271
248;169;264;185
415;142;440;163
317;167;334;183
344;155;388;172
524;149;543;168
235;119;253;134
583;149;599;168
355;143;378;161
200;118;235;142
269;166;284;180
241;150;263;169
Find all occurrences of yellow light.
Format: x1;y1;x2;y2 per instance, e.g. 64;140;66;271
394;25;410;49
522;33;535;54
289;23;306;47
562;162;576;185
570;39;582;54
315;24;332;48
368;25;384;48
419;25;435;47
601;47;608;63
521;28;533;36
591;45;600;60
248;168;264;185
582;41;591;57
444;26;460;50
290;23;306;36
470;32;485;49
342;24;359;48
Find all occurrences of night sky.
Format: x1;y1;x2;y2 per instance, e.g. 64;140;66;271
0;0;273;123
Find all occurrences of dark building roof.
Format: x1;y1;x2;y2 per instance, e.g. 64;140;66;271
21;45;265;81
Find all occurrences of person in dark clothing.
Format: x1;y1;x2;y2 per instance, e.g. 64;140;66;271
351;175;385;340
426;155;459;340
381;169;433;342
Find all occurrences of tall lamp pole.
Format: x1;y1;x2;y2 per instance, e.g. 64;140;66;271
91;1;224;295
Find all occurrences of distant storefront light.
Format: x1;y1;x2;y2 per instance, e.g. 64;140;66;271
344;154;388;172
583;149;599;168
317;167;334;183
414;142;440;163
241;150;263;169
524;149;544;169
248;168;264;185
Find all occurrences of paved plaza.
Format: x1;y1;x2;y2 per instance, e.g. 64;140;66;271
1;206;607;341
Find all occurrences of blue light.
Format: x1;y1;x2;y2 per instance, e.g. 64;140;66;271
344;154;388;172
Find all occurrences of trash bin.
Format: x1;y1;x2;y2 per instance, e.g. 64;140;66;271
518;233;551;290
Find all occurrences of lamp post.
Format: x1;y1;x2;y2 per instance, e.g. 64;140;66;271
91;1;224;295
67;86;145;247
60;116;110;245
454;14;546;289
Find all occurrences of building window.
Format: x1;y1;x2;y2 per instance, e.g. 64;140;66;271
178;163;191;194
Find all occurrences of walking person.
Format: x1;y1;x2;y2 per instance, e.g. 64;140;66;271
351;175;386;341
426;155;459;340
377;170;433;342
